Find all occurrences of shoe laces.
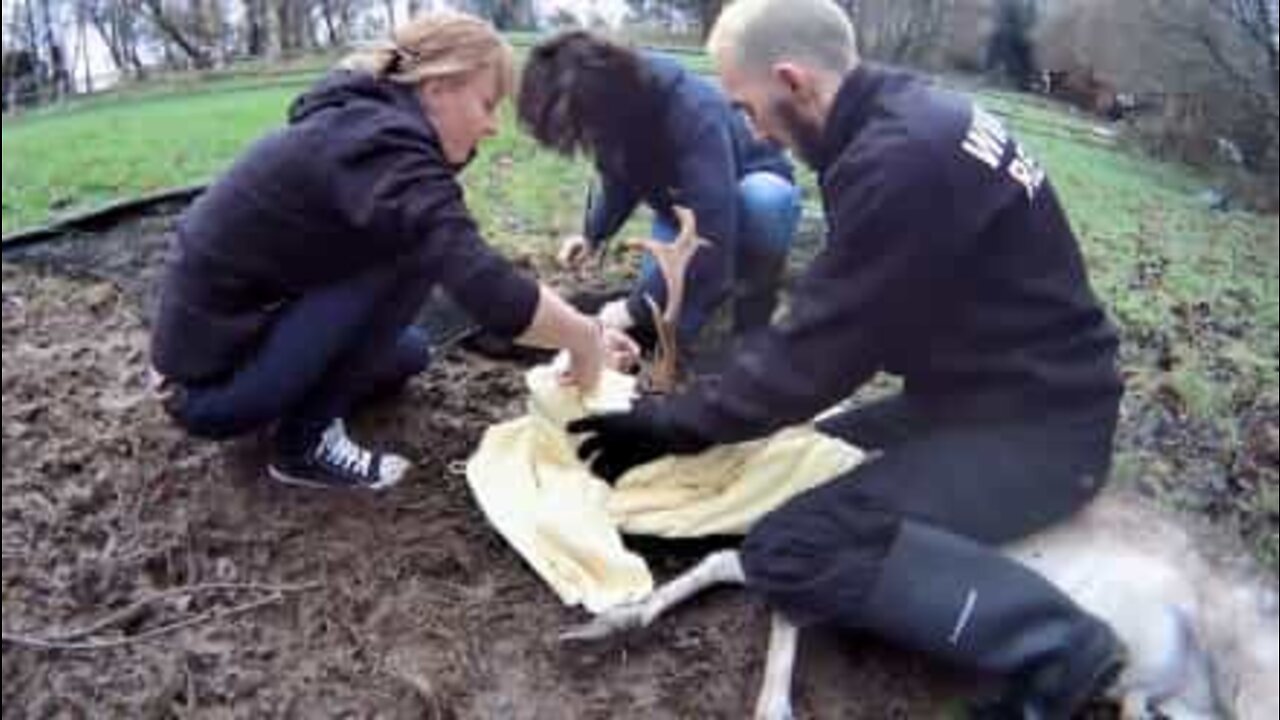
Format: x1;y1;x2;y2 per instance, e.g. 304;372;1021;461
318;420;373;477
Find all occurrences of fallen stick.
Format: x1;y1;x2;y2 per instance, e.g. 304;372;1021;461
1;581;321;652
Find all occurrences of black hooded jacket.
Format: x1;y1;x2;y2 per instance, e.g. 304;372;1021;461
151;70;539;382
663;66;1123;441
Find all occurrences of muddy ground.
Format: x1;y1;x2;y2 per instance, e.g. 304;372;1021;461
2;205;1274;718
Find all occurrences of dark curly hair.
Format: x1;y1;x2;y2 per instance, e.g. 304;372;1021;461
517;31;665;184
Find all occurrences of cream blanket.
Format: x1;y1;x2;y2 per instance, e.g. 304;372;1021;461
465;362;863;613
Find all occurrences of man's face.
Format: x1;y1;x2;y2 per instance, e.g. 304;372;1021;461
717;55;827;169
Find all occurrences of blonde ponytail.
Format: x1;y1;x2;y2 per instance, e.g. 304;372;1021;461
339;11;514;98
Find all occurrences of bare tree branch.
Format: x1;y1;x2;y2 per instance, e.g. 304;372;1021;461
140;0;212;67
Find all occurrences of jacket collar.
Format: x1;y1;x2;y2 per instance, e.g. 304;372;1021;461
813;64;890;176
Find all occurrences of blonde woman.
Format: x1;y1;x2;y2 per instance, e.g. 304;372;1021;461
151;12;636;491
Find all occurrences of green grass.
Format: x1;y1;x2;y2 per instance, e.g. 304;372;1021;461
3;85;301;233
1021;126;1280;411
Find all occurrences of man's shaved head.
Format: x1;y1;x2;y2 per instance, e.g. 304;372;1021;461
708;0;858;80
706;0;858;169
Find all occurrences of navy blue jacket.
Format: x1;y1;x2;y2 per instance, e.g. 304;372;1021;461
664;66;1123;441
152;71;539;382
582;53;793;330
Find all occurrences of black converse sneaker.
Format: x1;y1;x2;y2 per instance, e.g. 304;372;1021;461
268;419;410;491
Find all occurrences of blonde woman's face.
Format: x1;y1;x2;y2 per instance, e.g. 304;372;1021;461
420;65;503;166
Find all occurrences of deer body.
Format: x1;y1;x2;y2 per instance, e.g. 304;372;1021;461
566;489;1279;720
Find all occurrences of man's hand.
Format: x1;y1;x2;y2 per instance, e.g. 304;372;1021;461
557;235;595;270
567;402;712;483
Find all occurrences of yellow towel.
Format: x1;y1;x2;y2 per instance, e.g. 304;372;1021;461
465;362;864;613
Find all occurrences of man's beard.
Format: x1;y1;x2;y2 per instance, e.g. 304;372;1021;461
773;98;826;170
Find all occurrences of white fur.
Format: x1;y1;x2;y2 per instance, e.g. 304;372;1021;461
755;612;799;720
1008;490;1277;719
561;490;1280;720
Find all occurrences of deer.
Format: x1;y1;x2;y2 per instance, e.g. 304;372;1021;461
561;209;1280;720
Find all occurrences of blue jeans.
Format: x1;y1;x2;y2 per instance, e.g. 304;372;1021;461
630;171;801;342
174;254;433;453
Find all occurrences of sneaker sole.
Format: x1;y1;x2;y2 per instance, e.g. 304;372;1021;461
267;464;402;492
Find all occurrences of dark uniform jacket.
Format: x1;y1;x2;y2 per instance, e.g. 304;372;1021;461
665;65;1123;441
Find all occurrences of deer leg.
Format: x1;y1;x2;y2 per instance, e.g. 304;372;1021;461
560;549;744;642
754;611;800;720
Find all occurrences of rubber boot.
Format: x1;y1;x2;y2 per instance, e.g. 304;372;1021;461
732;253;786;336
859;521;1124;720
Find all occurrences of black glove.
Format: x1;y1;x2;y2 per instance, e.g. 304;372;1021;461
567;401;713;483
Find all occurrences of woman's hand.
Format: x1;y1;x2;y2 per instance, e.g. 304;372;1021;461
517;286;633;389
562;321;641;389
557;235;595;270
602;326;640;373
562;317;605;389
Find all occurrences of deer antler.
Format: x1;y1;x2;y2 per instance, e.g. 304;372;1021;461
627;206;707;394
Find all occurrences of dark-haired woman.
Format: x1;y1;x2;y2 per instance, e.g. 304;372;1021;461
518;30;801;349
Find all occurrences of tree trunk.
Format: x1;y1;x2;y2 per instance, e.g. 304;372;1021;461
698;0;723;39
244;0;267;56
76;12;92;93
1250;0;1278;106
319;0;340;46
298;0;314;51
39;0;74;99
127;32;146;78
89;7;127;75
22;0;40;63
112;0;147;79
275;0;293;54
37;0;54;96
142;0;213;68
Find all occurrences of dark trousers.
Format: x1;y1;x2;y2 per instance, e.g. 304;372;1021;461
628;171;802;343
741;395;1118;626
174;255;433;452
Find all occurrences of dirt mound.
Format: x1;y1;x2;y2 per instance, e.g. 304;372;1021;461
1;240;946;717
4;201;1271;717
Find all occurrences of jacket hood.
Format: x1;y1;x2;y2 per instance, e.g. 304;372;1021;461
288;70;423;125
287;69;479;169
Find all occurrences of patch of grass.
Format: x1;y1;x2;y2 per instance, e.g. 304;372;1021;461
1017;125;1280;410
463;109;593;243
1108;450;1145;489
1167;360;1226;420
3;85;300;234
